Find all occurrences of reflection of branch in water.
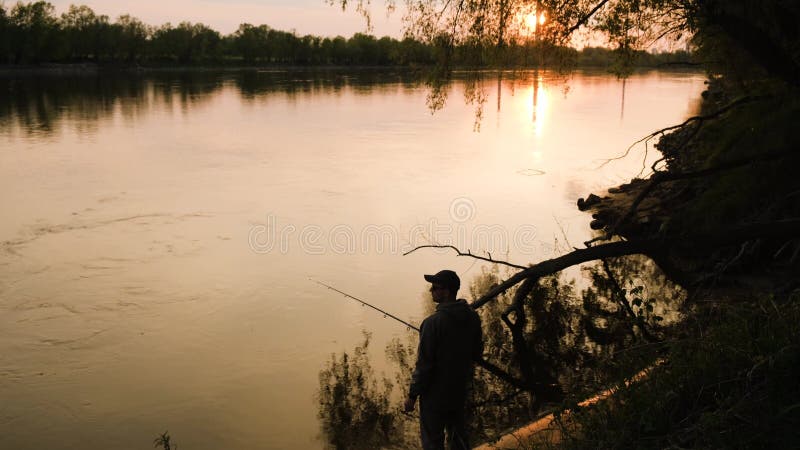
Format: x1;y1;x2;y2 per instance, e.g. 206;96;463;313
496;70;503;114
461;71;488;131
425;77;450;113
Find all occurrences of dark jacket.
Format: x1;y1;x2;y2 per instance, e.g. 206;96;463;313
409;299;483;411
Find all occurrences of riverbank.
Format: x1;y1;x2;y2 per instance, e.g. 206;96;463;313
480;289;800;449
478;76;800;449
0;63;420;75
0;61;703;76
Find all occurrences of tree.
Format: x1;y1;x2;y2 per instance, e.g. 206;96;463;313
330;35;348;63
232;23;269;63
60;4;98;60
0;3;9;62
375;36;395;64
115;14;149;62
8;1;60;63
187;22;222;62
347;33;379;64
149;21;219;64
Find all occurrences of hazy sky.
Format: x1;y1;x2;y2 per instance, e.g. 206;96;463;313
46;0;405;37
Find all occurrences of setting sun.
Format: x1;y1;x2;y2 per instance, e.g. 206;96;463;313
525;12;537;30
524;11;546;31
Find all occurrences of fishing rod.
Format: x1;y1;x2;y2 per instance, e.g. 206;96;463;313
309;278;420;332
310;278;530;390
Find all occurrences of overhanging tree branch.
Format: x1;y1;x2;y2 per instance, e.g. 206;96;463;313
470;218;800;309
562;0;611;38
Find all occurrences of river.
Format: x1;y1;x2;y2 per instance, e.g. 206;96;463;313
0;68;705;449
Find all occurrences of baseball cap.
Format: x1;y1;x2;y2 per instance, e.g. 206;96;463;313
424;270;460;292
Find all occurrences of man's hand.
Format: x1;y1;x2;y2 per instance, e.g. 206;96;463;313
403;396;416;413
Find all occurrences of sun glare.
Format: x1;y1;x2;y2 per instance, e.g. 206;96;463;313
525;12;538;30
523;11;546;32
526;79;549;136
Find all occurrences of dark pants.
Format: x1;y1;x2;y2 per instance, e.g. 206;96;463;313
419;400;470;450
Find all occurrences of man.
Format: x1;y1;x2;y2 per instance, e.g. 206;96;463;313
404;269;483;450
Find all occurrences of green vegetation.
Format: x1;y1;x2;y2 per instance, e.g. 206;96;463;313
0;1;692;68
540;292;800;449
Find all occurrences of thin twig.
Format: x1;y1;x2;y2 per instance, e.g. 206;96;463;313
403;244;527;270
597;96;760;170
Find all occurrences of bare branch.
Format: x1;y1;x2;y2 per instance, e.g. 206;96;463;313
553;214;575;252
403;244;527;269
597;96;761;170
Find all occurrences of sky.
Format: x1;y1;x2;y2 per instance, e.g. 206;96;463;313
45;0;405;38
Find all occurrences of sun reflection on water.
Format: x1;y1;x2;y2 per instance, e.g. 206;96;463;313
527;76;549;137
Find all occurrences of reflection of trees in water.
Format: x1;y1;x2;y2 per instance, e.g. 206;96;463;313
233;69;425;103
0;70;436;137
0;70;578;137
318;258;685;447
0;73;223;137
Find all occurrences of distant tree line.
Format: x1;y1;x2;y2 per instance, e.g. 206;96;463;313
0;1;694;67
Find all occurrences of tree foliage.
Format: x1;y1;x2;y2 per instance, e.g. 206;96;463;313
317;332;406;450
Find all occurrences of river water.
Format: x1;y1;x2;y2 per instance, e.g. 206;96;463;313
0;69;705;449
